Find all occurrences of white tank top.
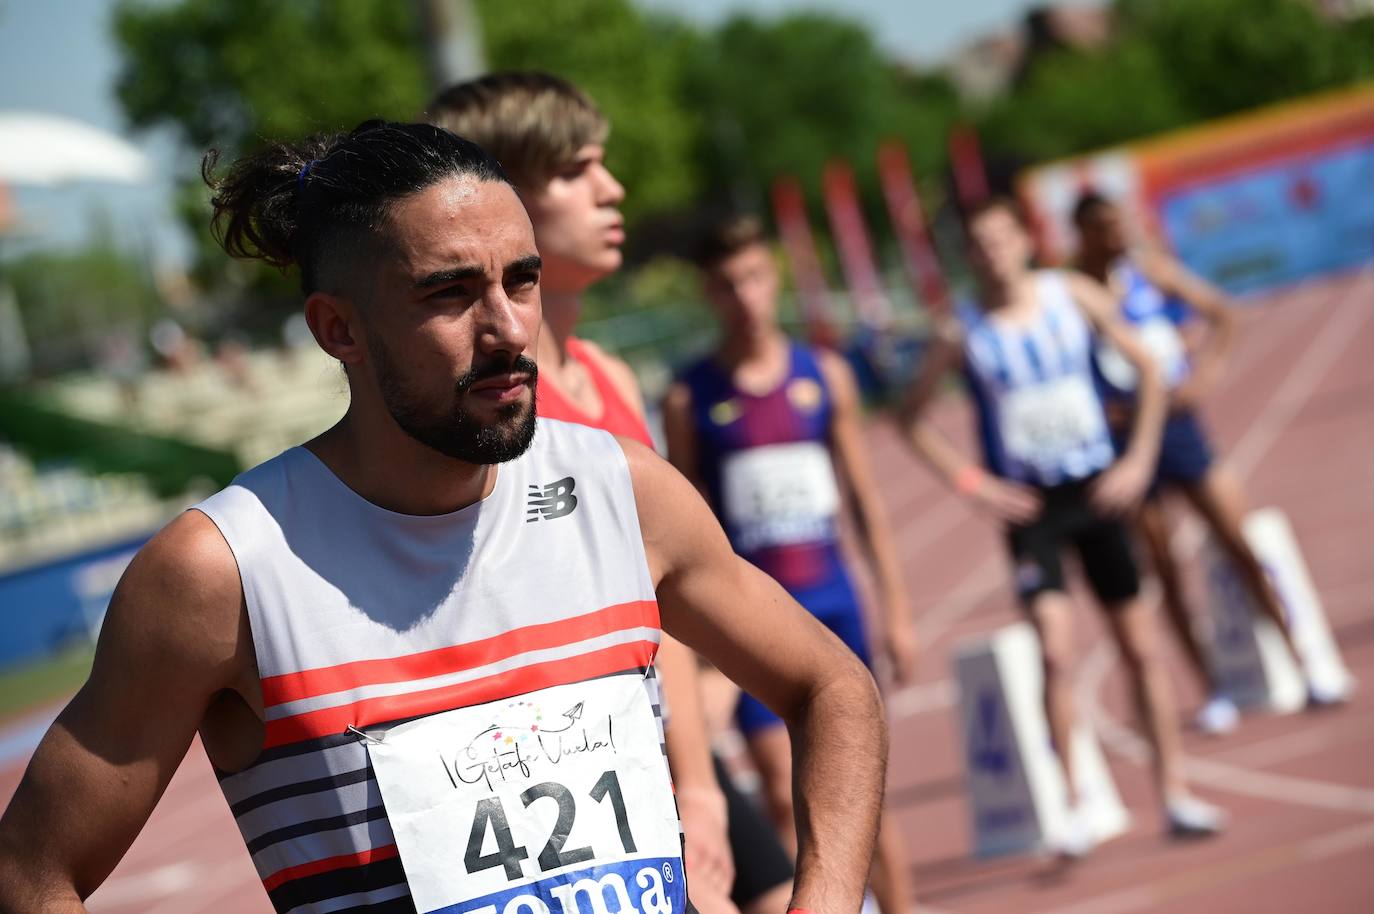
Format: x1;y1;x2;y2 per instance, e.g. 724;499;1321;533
195;418;669;914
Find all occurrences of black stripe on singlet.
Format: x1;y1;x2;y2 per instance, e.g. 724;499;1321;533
326;894;419;914
246;804;389;856
266;854;409;913
229;765;374;818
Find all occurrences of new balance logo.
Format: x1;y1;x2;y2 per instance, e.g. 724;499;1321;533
527;476;578;522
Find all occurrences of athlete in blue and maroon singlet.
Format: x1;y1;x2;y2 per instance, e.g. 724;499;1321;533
663;214;918;914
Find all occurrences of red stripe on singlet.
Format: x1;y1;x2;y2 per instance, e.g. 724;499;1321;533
260;600;660;708
263;638;659;748
260;842;401;893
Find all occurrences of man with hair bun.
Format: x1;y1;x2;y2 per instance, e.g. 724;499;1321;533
427;74;790;914
664;214;917;914
0;120;888;914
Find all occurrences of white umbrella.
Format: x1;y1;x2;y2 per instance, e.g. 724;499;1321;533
0;111;150;187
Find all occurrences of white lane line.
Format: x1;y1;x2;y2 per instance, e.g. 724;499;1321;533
1208;712;1374;768
888;677;957;719
1081;641;1374;813
1038;818;1374;914
143;857;261;914
1226;271;1373;480
87;861;201;910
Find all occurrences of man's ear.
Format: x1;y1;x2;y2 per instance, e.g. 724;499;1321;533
304;291;365;365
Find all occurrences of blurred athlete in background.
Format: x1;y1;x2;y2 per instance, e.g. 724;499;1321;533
1073;192;1347;732
664;214;918;914
428;74;794;914
899;198;1224;856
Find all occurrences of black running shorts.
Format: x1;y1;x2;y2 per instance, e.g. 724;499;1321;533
1005;477;1140;607
714;755;793;905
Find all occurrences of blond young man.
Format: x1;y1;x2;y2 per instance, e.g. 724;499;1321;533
427;74;794;914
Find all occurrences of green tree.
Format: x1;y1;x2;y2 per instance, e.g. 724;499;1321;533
114;0;429;151
680;13;958;210
4;230;161;374
476;0;703;222
978;38;1190;162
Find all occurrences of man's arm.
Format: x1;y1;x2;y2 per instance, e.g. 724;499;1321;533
623;439;886;914
1139;249;1236;410
815;350;918;686
896;320;1041;525
0;512;250;913
1064;270;1166;514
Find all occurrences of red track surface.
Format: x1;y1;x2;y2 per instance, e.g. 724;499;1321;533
2;269;1371;913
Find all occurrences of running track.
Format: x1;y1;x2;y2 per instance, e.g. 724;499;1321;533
1;269;1370;913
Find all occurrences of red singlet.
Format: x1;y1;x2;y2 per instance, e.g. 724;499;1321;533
537;336;654;448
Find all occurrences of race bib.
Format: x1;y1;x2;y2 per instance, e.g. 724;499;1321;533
369;676;685;914
720;441;840;551
1001;376;1105;472
1097;318;1188;391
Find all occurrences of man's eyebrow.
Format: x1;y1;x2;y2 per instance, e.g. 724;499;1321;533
413;265;485;290
506;254;542;275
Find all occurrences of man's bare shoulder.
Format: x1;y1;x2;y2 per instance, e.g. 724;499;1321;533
111;509;246;657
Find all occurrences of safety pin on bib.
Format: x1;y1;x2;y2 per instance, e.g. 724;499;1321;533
346;724;386;744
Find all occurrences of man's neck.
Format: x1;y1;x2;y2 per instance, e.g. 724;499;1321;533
977;269;1031;313
308;408;495;517
539;289;583;362
719;326;787;369
1077;246;1117;283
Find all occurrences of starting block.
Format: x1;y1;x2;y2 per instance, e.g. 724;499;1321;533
954;623;1130;858
1204;507;1353;712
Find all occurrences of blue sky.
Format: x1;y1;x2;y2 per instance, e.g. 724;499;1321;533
0;0;1077;266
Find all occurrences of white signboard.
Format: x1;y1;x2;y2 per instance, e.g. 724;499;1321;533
1205;507;1352;712
955;623;1129;858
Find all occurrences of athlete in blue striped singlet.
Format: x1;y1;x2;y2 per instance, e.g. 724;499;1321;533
663;215;917;914
899;197;1225;856
1073;192;1343;732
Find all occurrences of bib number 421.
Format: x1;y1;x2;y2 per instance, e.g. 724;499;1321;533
466;770;638;882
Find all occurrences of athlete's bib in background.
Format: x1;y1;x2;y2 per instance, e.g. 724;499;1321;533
1095;317;1188;392
721;441;840;553
1000;375;1106;477
370;676;684;914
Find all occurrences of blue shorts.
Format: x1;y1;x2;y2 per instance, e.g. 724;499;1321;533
736;571;871;735
1154;411;1214;493
1113;410;1214;497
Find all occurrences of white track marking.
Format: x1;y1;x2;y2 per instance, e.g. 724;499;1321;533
87;862;201;910
1208;713;1374;767
888;677;957;718
1040;819;1374;914
1082;643;1374;812
143;857;260;914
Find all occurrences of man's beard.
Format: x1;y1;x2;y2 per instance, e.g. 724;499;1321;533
371;336;539;465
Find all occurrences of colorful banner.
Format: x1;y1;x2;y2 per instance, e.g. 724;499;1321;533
876;141;950;316
821;159;891;330
1158;139;1374;293
770;176;839;346
1018;83;1374;293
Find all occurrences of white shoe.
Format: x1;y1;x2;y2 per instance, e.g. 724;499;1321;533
1306;674;1352;708
1195;695;1240;735
1165;794;1226;839
1049;805;1097;859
